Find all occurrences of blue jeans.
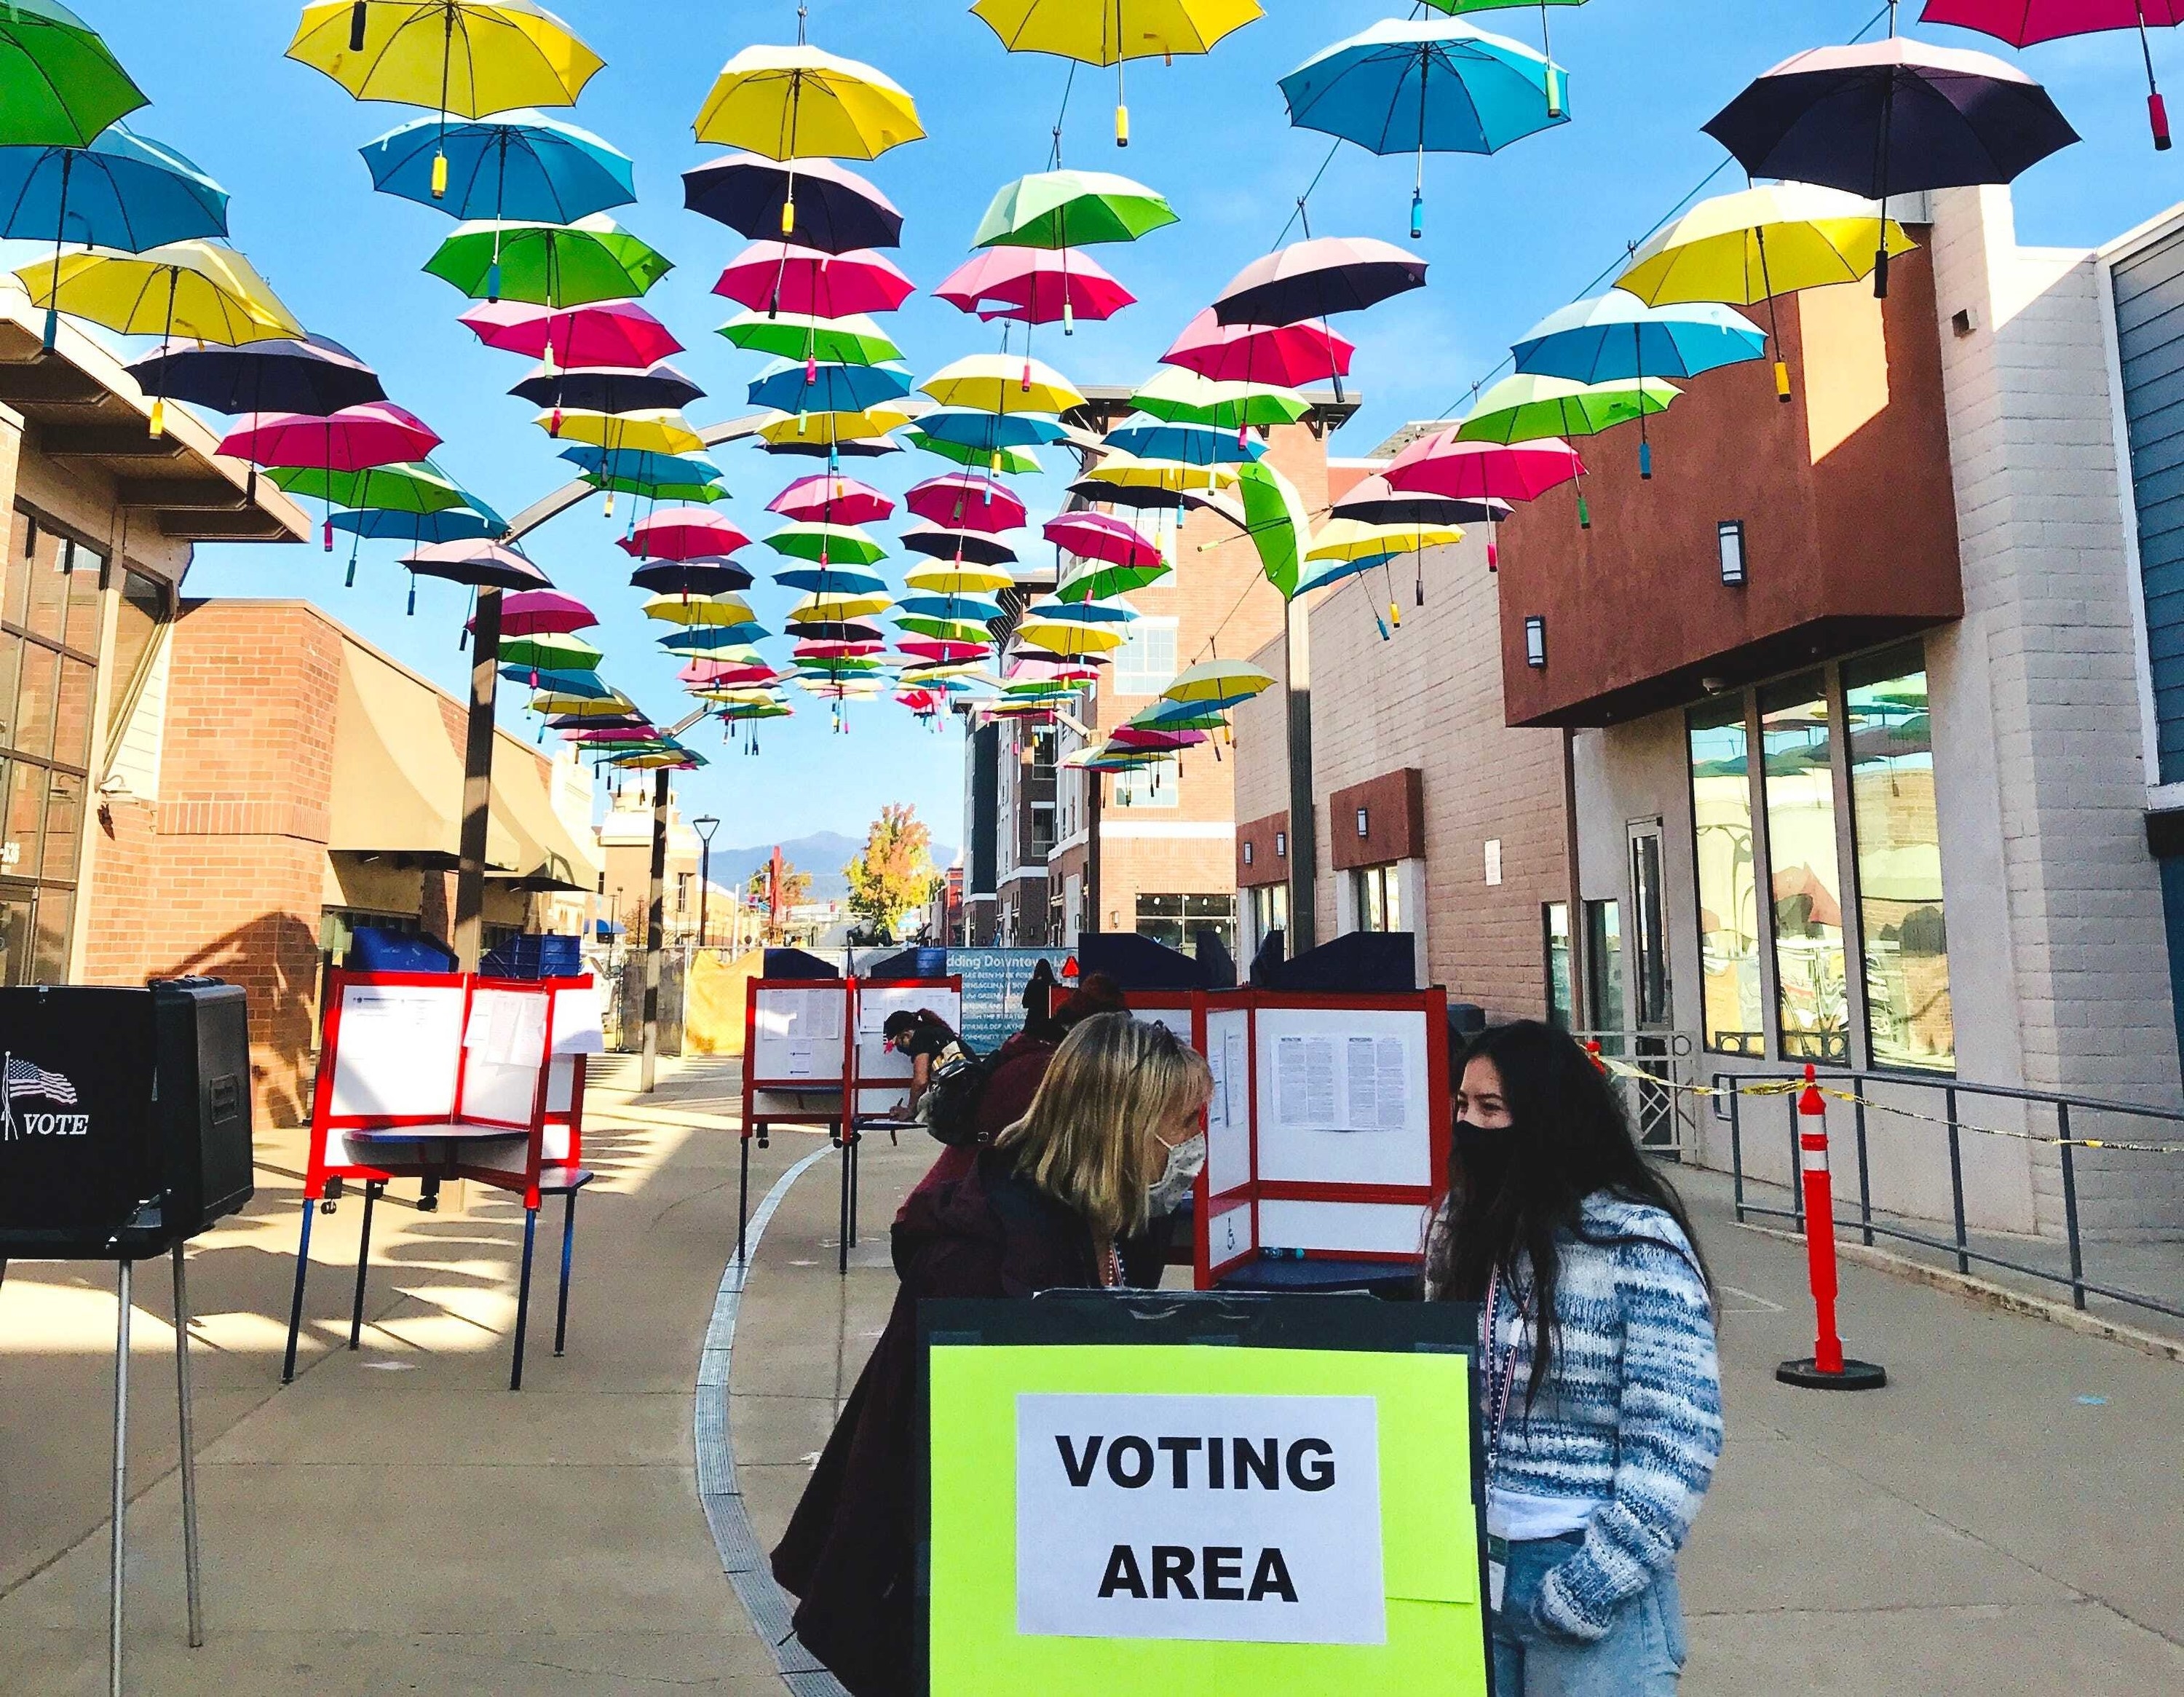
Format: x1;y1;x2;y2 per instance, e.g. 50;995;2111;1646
1491;1532;1686;1697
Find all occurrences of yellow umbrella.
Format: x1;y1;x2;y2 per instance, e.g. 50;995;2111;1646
641;591;757;627
535;408;705;454
1016;615;1130;655
1307;516;1464;563
15;240;304;347
288;1;605;197
1613;184;1918;403
905;562;1016;596
756;404;914;448
920;352;1084;416
1161;657;1275;706
533;689;636;717
693;43;924;162
1083;451;1237;493
972;0;1264;145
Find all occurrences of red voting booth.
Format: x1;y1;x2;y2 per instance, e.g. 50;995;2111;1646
282;970;605;1390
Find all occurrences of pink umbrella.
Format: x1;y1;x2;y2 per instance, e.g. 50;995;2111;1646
480;590;597;638
564;725;660;743
617;507;754;562
769;472;895;524
1160;309;1356;386
795;639;887;660
458;299;684;370
905;472;1026;533
898;638;990;665
1109;725;1208;751
680;659;780;687
711;242;915;317
1920;1;2182;147
1385;432;1586;571
218;402;440;471
1045;510;1163;569
934;248;1135;329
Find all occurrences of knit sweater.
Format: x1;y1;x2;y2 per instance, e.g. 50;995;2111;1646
1439;1190;1723;1642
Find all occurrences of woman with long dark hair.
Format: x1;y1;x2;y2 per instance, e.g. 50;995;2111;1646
1426;1021;1722;1696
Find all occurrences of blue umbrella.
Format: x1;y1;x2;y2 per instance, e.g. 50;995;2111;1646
1511;290;1766;476
772;563;890;593
361;109;636;224
914;408;1072;450
895;593;1005;622
746;357;915;415
502;665;610;697
660;625;770;654
557;444;725;488
330;505;506;544
1279;17;1567;237
1102;421;1268;466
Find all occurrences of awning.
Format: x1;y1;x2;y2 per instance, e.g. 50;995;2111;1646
488;735;602;893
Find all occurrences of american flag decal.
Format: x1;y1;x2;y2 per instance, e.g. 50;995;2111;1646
4;1057;79;1104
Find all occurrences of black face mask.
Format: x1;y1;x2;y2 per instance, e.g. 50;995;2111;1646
1452;1118;1512;1204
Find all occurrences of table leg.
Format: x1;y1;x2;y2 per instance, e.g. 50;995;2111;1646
281;1198;314;1384
837;1133;851;1276
109;1259;132;1697
554;1190;577;1358
348;1181;381;1350
847;1129;861;1249
172;1246;204;1649
510;1206;539;1392
736;1134;751;1265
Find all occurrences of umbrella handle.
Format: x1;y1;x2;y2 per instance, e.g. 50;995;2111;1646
349;1;369;52
2143;7;2172;151
41;149;73;352
433;3;456;199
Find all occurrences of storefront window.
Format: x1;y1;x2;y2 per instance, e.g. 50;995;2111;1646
1688;698;1764;1054
1112;756;1179;808
1587;899;1624;1032
1136;893;1236;958
1352;863;1401;933
1760;677;1850;1062
1544;902;1572;1028
1845;647;1954;1072
1251;882;1289;943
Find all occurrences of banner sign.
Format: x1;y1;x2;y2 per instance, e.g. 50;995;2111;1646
951;948;1072;1053
922;1294;1490;1696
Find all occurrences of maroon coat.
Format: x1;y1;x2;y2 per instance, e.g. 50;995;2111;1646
771;1148;1100;1696
901;1032;1059;1203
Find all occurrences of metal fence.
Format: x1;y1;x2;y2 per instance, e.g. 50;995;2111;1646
1572;1029;1701;1158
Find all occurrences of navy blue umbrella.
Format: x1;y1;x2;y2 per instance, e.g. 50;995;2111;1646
127;334;384;416
510;360;704;412
683;153;902;253
629;560;752;596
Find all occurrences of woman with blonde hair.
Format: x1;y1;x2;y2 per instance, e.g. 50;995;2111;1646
774;1013;1211;1696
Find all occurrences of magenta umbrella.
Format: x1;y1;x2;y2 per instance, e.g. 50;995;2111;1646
1922;1;2182;147
1385;432;1586;570
458;298;685;368
934;247;1135;331
711;241;915;317
680;659;780;687
218;401;440;471
1109;725;1208;751
1045;510;1163;569
898;638;991;665
1160;308;1356;386
483;590;596;638
768;472;895;524
617;507;754;562
906;472;1026;533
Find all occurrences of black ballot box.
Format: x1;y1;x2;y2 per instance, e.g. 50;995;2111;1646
0;978;254;1258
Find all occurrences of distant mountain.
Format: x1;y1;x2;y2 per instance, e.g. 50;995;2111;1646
712;831;958;903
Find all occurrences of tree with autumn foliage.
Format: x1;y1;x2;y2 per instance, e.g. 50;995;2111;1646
746;854;812;944
843;804;939;941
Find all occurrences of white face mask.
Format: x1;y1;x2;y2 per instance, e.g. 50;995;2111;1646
1147;1132;1207;1215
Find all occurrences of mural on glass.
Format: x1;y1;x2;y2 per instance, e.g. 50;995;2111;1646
1760;678;1850;1061
1688;699;1764;1054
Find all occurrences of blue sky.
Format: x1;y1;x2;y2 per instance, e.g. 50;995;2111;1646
87;1;2184;849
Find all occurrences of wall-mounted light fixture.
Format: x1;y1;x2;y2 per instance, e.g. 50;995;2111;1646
1718;521;1747;588
1242;840;1254;867
1524;615;1546;668
1275;830;1287;858
1356;807;1370;839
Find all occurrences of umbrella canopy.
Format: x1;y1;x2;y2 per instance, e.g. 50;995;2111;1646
269;459;472;513
790;589;893;621
1278;17;1567;234
757;408;914;452
513;359;703;411
219;403;441;471
901;524;1021;567
642;590;759;628
288;2;604;116
460;298;683;368
1514;290;1767;381
16;239;304;344
770;472;895;523
1924;0;2182;145
973;170;1179;248
127;334;384;416
506;665;607;696
908;431;1041;473
360;108;634;222
774;561;889;593
748;356;915;414
897;592;1005;622
332;505;504;544
1615;183;1918;306
424;214;672;306
711;240;914;315
662;624;776;654
1162;657;1276;708
0;1;145;148
558;444;723;488
1129;368;1310;428
1241;456;1337;593
905;472;1026;532
921;353;1085;415
1334;471;1506;527
1457;373;1678;443
633;560;752;596
1080;451;1238;494
1213;234;1427;326
1703;37;2078;293
620;509;753;561
538;408;703;454
905;561;1018;595
1016;614;1133;654
0;123;228;256
935;246;1134;326
915;407;1071;449
764;520;889;566
683;151;903;250
1162;307;1354;384
1068;472;1187;512
494;590;597;636
719;309;901;364
1308;515;1465;561
1102;419;1265;464
402;538;553;589
1383;431;1585;502
499;630;601;671
971;0;1265;144
693;43;925;159
1046;510;1164;569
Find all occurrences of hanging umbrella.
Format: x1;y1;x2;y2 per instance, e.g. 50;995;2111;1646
360;108;634;222
914;408;1072;449
499;630;601;671
537;409;704;454
127;334;384;416
559;444;724;487
904;472;1026;532
764;520;890;566
218;402;441;471
585;470;724;504
493;589;596;635
513;359;704;412
973;170;1179;247
900;524;1021;567
1109;725;1208;753
693;42;925;159
0;1;146;148
1056;551;1172;603
970;0;1265;146
774;562;890;594
896;592;1006;623
1703;34;2078;296
906;561;1018;595
1308;515;1465;562
1016;612;1133;655
1068;472;1187;512
505;665;609;697
1457;373;1678;443
1078;450;1238;497
1047;510;1165;569
633;560;753;596
712;240;915;315
460;298;683;369
720;309;901;364
759;412;912;455
269;459;472;513
403;538;553;589
1334;471;1506;528
935;247;1134;334
1162;657;1276;709
921;353;1085;415
620;509;753;561
684;151;903;249
288;1;604;199
1278;17;1567;237
662;624;775;655
748;357;915;414
1102;419;1264;464
1613;183;1916;398
1229;459;1314;597
424;214;671;306
1385;431;1583;500
908;431;1041;473
1214;235;1427;326
1921;1;2182;149
789;588;893;622
643;590;760;628
1162;307;1354;384
16;240;304;357
770;472;894;524
332;505;504;545
1129;368;1310;429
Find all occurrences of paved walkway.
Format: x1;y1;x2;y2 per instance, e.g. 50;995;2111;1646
1;1058;2178;1694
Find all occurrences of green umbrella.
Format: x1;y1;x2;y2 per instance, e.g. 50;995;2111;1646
582;472;727;504
719;309;901;365
1235;460;1314;598
423;213;672;307
1129;368;1310;430
268;459;474;513
973;168;1178;249
1056;557;1173;603
0;0;146;147
906;430;1042;474
1456;373;1679;443
763;521;890;567
502;631;602;671
895;615;992;643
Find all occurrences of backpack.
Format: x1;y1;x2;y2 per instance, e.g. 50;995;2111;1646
922;1043;1000;1148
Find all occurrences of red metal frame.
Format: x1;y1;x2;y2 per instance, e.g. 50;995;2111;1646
739;977;855;1145
847;976;966;1120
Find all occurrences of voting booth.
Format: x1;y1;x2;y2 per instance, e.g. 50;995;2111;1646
283;970;605;1391
1194;989;1450;1292
920;1291;1492;1696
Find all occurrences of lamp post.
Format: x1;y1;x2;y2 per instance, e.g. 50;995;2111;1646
693;814;721;947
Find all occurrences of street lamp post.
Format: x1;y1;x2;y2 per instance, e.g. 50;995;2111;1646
693;815;720;948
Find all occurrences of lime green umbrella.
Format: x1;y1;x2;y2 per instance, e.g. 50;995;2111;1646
973;169;1178;248
764;521;890;567
1456;373;1679;443
0;1;147;147
719;309;901;365
268;459;472;513
423;213;672;307
502;631;602;671
584;472;726;504
1130;368;1310;430
1234;460;1313;598
906;430;1042;474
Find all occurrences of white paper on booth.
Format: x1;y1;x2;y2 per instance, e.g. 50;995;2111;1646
550;985;607;1055
1337;1035;1409;1132
331;985;463;1118
467;989;547;1069
1207;1039;1229;1131
799;989;842;1042
1273;1035;1339;1128
1223;1030;1249;1129
785;1040;818;1077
